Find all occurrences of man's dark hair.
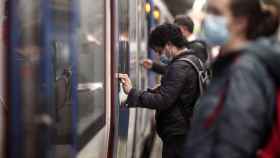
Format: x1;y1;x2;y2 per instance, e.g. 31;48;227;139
148;23;187;50
174;15;194;33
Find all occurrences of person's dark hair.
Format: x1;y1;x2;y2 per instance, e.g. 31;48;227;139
174;15;194;33
230;0;280;40
148;23;187;50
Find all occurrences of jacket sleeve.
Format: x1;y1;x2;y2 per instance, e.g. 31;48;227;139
151;62;167;74
126;61;196;111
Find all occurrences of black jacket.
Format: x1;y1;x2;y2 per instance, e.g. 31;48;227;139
127;50;200;141
185;38;280;158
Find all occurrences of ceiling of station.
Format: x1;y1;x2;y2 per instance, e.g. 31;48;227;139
162;0;195;16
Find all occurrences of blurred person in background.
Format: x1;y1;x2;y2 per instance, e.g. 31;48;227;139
118;23;202;158
174;15;195;41
184;0;280;157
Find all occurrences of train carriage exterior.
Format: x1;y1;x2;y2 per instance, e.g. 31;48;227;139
3;0;280;158
3;0;170;158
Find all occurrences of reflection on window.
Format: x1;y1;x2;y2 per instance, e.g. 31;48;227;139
16;1;44;158
77;0;106;149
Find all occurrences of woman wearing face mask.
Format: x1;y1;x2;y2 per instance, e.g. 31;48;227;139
184;0;280;158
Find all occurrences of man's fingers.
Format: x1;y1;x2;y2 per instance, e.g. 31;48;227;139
143;59;152;65
118;73;129;79
120;79;125;83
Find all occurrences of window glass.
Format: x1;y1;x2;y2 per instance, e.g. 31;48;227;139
77;0;106;148
129;0;138;86
118;0;130;74
51;0;106;150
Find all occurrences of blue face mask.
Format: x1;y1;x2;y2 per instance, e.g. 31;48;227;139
200;15;229;46
160;54;171;64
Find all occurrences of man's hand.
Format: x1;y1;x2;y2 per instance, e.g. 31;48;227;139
117;73;133;94
142;59;153;69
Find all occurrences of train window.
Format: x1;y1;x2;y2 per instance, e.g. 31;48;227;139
77;0;106;149
128;0;139;86
50;0;106;150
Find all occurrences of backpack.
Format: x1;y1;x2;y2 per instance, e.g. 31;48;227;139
178;55;210;96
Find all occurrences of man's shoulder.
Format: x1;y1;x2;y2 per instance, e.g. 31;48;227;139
188;40;207;49
187;40;208;62
168;56;198;76
171;55;195;67
174;54;203;69
231;53;266;76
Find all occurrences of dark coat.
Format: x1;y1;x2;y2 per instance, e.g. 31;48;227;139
184;38;280;158
127;50;200;141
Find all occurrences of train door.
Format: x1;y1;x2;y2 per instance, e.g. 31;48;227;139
9;0;111;157
126;0;154;158
50;0;111;157
9;0;80;157
113;0;156;157
126;0;139;156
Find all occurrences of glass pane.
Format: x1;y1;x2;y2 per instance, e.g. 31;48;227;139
118;0;130;74
129;0;138;86
77;0;106;148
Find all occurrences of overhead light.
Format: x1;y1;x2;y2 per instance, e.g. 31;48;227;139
153;8;160;20
192;0;207;12
145;2;151;13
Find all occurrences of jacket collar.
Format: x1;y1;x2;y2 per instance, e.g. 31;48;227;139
212;50;243;76
171;49;195;62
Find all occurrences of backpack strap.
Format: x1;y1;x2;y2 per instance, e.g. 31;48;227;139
178;55;207;96
204;79;229;128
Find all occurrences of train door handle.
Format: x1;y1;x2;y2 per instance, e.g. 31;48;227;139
118;82;128;107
